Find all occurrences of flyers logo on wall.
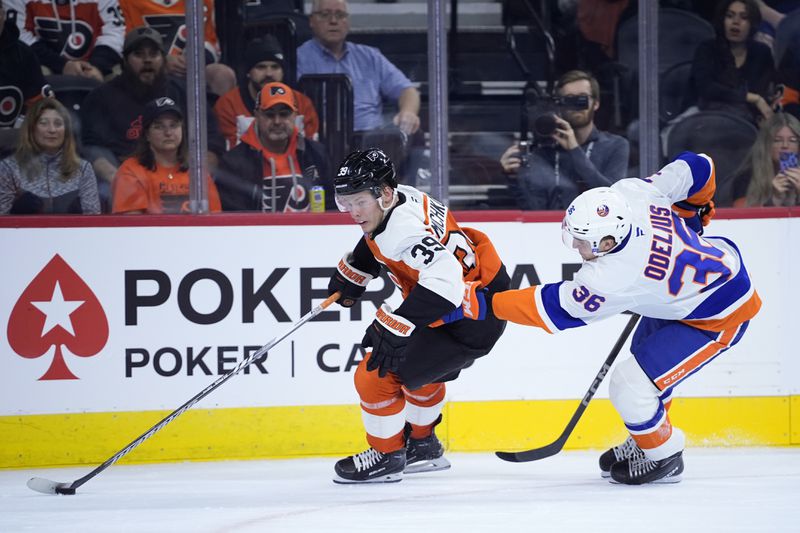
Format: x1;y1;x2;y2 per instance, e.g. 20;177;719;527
7;254;108;380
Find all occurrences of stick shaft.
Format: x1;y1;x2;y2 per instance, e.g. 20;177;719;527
496;313;640;463
67;292;340;490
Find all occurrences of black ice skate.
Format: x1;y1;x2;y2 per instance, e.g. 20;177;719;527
599;436;645;478
404;431;451;474
609;451;684;485
333;448;406;484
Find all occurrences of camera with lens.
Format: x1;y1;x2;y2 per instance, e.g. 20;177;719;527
522;85;590;145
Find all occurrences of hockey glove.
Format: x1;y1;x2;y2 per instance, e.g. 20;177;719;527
328;253;376;307
439;281;489;324
673;200;715;235
363;304;415;378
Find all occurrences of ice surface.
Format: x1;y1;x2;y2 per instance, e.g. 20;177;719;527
1;448;798;533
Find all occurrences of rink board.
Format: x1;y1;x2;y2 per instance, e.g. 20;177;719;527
1;209;797;467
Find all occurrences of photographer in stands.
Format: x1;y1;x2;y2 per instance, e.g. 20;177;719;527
499;70;629;210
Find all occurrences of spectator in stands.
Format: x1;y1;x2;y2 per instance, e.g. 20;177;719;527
0;98;100;214
112;97;221;214
0;0;51;156
498;70;629;211
80;26;225;204
689;0;776;125
296;0;420;161
215;82;332;212
214;36;319;150
776;47;800;119
119;0;235;96
8;0;124;81
731;112;800;206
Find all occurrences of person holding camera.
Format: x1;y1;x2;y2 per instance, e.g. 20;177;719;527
499;70;630;211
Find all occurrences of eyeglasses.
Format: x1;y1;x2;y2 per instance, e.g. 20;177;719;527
312;10;349;21
259;109;294;120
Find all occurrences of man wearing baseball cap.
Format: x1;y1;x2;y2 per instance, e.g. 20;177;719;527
213;36;319;150
79;25;225;210
216;81;332;212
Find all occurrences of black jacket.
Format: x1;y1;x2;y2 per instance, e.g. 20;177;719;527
80;74;225;160
215;134;334;212
0;13;47;128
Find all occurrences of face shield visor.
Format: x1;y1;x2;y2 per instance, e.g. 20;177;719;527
336;188;388;213
336;188;397;214
561;218;594;256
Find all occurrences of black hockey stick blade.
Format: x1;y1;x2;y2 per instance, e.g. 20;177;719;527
495;313;640;463
27;477;76;495
25;292;341;495
495;442;563;463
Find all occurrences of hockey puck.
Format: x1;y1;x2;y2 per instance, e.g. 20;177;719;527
56;487;76;495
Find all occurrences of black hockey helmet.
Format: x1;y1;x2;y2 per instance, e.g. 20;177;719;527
334;148;397;197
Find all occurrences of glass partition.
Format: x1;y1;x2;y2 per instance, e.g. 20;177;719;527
2;1;792;216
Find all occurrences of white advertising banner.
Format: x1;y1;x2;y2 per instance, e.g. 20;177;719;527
1;215;795;416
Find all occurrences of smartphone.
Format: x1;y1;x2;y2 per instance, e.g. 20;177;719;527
518;140;531;167
780;152;798;172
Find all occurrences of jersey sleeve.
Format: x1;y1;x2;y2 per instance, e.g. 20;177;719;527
638;152;716;207
493;276;632;333
212;92;239;150
89;0;125;74
351;236;382;277
8;0;36;46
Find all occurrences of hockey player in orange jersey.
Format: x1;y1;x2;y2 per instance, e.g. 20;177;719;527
327;148;510;483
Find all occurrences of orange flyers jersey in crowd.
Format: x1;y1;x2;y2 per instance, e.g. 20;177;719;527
112;157;222;214
366;184;503;306
119;0;220;61
11;0;125;61
213;87;320;150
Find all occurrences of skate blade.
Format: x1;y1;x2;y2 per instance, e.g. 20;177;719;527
608;473;682;485
403;457;451;474
600;471;611;479
332;472;403;484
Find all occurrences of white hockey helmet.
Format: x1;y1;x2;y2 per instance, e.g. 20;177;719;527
562;187;632;256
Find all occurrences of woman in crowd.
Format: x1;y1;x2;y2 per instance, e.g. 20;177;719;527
690;0;776;124
732;112;800;206
0;98;100;214
112;97;222;214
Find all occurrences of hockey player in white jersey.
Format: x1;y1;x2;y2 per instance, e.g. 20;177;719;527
482;151;761;484
327;148;510;484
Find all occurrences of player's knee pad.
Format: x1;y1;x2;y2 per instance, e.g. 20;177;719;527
354;356;402;404
609;357;663;424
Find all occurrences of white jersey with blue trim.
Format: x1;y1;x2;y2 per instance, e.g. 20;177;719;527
536;155;758;333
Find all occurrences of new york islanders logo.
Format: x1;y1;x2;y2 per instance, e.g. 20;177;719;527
7;255;108;380
596;204;610;217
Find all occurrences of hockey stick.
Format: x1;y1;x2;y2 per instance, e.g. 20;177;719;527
495;312;640;463
27;292;341;495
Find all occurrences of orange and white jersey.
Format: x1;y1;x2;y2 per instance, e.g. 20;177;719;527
366;184;503;307
494;153;761;333
119;0;220;61
10;0;125;60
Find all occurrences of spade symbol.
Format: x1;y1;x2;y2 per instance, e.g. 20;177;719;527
8;254;109;380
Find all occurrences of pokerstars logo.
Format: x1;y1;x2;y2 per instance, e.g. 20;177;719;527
7;254;109;380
